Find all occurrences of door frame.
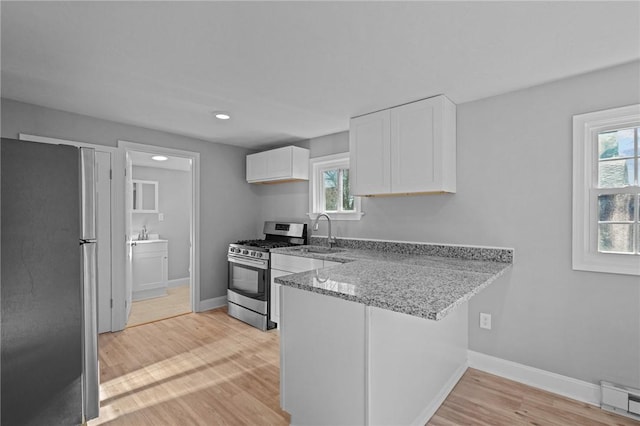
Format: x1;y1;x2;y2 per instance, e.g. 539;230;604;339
118;140;201;325
18;133;123;332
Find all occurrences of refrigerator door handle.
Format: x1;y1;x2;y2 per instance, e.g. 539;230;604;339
81;241;99;421
80;148;96;240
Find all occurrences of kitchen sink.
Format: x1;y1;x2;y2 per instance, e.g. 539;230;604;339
294;246;345;254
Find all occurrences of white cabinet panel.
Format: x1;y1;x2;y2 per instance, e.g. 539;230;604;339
391;99;438;193
246;151;268;181
349;109;391;195
270;269;291;324
349;95;456;196
265;147;292;178
246;146;309;183
280;289;468;426
280;286;366;425
131;240;168;301
368;305;467;425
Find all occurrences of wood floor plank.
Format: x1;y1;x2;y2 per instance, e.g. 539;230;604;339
89;308;637;426
126;285;191;328
429;368;639;426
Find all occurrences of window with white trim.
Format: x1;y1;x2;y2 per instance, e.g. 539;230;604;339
573;104;640;276
308;153;363;220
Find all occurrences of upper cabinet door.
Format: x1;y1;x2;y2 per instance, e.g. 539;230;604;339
349;109;391;196
391;98;440;193
349;95;456;196
246;151;269;181
266;147;293;179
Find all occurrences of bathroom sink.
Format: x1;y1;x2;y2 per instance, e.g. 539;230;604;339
294;246;345;254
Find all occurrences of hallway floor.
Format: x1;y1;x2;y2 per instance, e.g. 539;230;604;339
127;284;190;328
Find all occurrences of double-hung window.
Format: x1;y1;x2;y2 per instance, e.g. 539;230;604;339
573;104;640;275
308;153;363;220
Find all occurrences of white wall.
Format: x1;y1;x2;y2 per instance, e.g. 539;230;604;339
1;98;263;301
257;61;640;388
132;166;191;281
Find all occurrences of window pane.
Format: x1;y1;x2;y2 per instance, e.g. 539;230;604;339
341;169;355;211
598;223;634;253
598;194;634;222
323;169;338;211
598;129;635;159
598;159;634;188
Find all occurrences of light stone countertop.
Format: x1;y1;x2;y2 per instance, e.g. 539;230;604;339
130;239;167;244
272;239;512;321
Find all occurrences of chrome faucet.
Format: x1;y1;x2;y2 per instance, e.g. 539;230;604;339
312;213;336;248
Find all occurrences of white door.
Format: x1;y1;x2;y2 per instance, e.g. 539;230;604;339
124;153;133;321
95;151;113;333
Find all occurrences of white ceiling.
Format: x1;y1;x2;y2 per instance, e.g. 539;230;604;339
2;2;639;150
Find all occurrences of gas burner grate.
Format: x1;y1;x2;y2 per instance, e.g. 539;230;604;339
235;239;297;250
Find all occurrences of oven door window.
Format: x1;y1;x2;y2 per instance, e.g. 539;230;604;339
229;262;266;298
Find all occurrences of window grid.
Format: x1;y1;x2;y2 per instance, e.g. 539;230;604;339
595;126;639;255
308;152;362;221
319;167;354;213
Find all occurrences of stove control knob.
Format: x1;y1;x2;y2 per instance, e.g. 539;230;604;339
242;249;248;255
255;252;262;258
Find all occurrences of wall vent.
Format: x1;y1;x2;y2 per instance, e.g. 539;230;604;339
601;381;640;420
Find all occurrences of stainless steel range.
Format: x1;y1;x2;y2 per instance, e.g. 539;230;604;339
227;221;307;330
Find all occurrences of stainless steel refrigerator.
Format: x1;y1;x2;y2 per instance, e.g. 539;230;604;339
1;138;100;425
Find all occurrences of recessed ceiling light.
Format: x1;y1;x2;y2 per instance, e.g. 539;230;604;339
152;155;168;162
214;112;231;120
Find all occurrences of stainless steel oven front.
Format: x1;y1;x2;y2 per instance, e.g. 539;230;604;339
227;253;273;330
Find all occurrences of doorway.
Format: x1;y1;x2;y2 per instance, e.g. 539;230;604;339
119;141;200;328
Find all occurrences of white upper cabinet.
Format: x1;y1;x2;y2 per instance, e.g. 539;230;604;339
349;109;391;195
246;146;310;183
349;95;456;196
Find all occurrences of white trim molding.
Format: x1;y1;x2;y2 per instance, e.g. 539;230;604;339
198;295;227;312
468;350;601;406
572;104;640;276
167;278;190;288
119;140;201;324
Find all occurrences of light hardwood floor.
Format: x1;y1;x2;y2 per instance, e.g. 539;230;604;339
90;309;637;425
127;285;191;328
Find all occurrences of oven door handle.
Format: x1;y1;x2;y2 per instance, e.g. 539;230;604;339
228;255;268;269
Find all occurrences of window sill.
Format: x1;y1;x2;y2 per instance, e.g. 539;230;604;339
307;212;364;221
572;251;640;276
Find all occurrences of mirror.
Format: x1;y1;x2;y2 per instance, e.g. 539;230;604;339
132;180;158;213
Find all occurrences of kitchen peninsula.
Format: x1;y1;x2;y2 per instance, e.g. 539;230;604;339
273;238;513;426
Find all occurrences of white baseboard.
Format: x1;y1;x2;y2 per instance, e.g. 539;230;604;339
167;277;190;288
468;350;601;406
198;295;227;312
132;287;167;301
411;362;468;426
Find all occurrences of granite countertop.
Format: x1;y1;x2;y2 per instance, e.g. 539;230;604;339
272;239;513;321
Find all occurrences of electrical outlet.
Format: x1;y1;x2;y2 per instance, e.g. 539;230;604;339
158;213;164;221
480;312;492;330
